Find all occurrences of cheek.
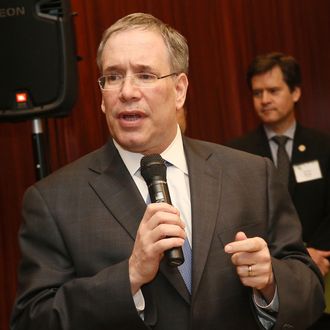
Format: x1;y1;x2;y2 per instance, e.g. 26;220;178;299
253;98;261;110
154;83;175;102
278;98;292;112
101;94;118;114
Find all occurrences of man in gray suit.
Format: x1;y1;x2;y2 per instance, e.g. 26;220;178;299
11;13;324;330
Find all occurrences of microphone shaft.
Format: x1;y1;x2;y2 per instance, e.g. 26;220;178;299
147;179;184;267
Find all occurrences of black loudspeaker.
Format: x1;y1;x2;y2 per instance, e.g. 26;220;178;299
0;0;78;121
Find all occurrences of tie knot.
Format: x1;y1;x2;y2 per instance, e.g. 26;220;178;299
164;160;172;168
272;135;289;146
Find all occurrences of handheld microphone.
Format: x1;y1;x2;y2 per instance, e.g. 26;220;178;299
140;154;184;267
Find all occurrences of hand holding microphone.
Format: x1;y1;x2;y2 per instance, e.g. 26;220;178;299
140;154;185;267
128;154;185;293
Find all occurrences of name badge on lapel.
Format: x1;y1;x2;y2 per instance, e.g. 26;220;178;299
293;160;322;183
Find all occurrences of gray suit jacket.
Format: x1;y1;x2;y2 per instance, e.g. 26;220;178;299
11;137;324;330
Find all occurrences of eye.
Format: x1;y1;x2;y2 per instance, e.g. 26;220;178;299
252;90;262;98
107;74;123;82
136;73;157;81
269;88;280;95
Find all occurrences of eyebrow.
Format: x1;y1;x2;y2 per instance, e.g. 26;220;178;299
252;85;281;91
102;64;156;74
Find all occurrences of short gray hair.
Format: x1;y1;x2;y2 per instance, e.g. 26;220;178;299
96;13;189;74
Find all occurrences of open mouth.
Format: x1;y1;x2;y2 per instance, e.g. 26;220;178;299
122;113;141;121
118;111;146;126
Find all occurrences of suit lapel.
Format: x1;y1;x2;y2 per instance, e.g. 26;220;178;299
289;125;308;194
292;124;307;164
158;260;191;303
156;137;223;303
88;141;146;241
290;124;313;195
256;125;273;160
183;138;223;296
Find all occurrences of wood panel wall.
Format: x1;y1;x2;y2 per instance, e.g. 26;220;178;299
1;1;330;328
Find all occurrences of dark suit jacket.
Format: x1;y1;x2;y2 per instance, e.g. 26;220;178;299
11;137;324;330
228;124;330;250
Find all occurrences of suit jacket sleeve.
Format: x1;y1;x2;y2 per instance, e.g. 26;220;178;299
11;185;149;330
262;158;325;329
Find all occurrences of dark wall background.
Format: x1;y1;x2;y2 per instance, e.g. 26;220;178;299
1;0;330;328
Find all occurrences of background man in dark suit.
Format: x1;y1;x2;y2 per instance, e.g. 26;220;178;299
11;15;324;330
228;52;330;329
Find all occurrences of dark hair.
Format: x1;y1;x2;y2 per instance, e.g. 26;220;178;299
246;52;301;91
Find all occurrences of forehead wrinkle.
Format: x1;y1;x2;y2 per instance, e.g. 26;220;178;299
102;29;172;74
102;62;162;75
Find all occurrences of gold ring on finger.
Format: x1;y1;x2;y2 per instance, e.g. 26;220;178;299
248;265;253;277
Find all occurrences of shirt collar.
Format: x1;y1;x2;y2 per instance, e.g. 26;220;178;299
161;126;188;175
113;125;188;176
263;121;296;141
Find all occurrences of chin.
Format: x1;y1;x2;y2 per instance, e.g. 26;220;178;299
260;114;279;124
118;136;146;152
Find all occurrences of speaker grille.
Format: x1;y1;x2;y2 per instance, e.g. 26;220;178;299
37;0;64;18
0;0;77;121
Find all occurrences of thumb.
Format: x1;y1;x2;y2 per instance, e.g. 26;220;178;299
319;250;330;257
235;231;248;241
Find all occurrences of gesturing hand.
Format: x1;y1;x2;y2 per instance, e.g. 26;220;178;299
307;247;330;276
225;231;275;303
129;202;186;294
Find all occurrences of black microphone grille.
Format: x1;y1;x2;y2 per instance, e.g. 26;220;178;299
140;154;166;183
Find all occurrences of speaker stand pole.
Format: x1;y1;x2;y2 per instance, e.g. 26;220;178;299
32;118;49;180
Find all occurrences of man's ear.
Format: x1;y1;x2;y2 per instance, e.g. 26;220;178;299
101;98;106;114
292;86;301;103
175;73;188;109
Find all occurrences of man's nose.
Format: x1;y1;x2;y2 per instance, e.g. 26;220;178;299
119;76;140;100
261;91;271;104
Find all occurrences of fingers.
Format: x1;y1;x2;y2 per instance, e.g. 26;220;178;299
129;203;187;293
308;247;330;258
224;231;266;254
307;247;330;276
235;231;247;241
236;263;269;278
318;250;330;258
224;231;270;268
142;203;186;230
321;260;330;276
141;203;186;247
139;203;186;252
224;231;275;296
